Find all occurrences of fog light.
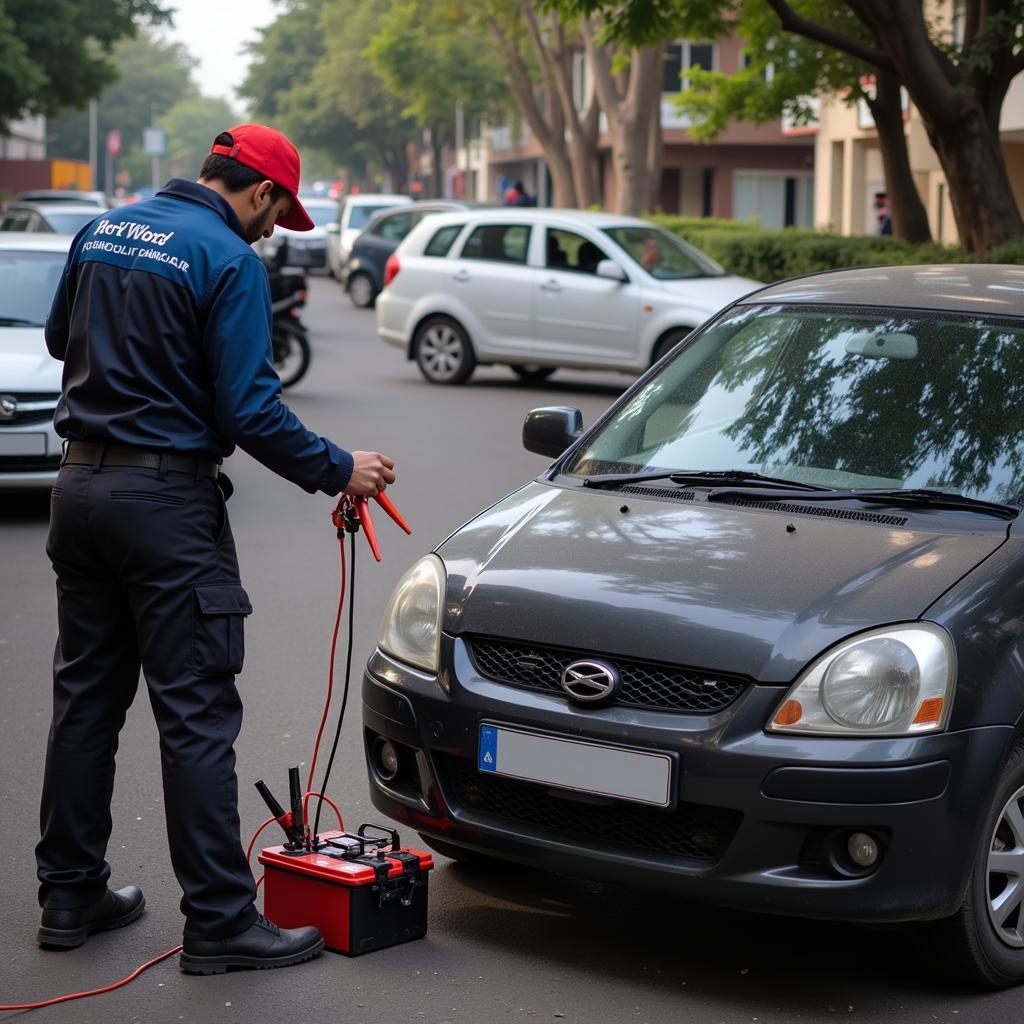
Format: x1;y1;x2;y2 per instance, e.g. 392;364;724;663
377;739;400;782
847;831;879;868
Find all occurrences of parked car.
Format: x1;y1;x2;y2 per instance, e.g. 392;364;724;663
0;202;106;236
0;234;68;489
326;193;412;280
342;201;486;308
14;189;107;207
365;264;1024;988
257;196;337;271
375;209;759;385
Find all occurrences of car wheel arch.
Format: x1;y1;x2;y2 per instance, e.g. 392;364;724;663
650;325;695;366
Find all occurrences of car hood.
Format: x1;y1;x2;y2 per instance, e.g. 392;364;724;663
657;274;762;312
0;328;62;389
437;482;1004;683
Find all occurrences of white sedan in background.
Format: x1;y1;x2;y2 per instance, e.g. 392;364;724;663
0;234;67;489
375;208;760;384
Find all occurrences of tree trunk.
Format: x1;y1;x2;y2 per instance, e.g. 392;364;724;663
925;111;1023;252
583;23;663;215
484;7;578;207
864;70;931;243
429;131;445;198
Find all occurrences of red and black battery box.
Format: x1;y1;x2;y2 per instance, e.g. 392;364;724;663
259;825;433;956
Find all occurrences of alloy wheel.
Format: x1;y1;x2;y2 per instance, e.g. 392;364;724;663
987;784;1024;947
349;274;375;307
419;324;465;382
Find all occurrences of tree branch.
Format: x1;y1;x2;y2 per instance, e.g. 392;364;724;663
763;0;894;70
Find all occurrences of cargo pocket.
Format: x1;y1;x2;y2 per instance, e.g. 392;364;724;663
192;583;253;676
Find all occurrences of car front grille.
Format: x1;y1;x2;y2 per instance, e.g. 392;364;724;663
0;392;59;426
466;635;747;714
435;752;741;865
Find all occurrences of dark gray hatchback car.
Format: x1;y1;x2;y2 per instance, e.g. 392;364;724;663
363;264;1024;987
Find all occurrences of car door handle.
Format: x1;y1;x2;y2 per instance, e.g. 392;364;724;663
452;270;471;283
540;279;561;292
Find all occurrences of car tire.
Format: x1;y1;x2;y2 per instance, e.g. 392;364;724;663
414;316;477;385
927;740;1024;988
348;272;377;308
651;328;690;366
511;365;556;383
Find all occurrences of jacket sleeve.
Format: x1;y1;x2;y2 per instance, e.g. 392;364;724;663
202;252;353;494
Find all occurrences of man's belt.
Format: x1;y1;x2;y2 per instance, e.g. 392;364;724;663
62;441;220;479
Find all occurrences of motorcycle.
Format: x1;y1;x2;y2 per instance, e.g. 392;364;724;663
263;239;312;388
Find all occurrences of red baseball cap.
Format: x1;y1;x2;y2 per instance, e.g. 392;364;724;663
210;123;313;231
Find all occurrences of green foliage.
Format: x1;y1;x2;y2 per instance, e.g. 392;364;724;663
648;216;1024;282
158;95;240;179
0;0;170;129
48;31;198;186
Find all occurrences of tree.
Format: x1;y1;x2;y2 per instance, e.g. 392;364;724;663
551;0;1024;251
674;3;932;241
477;1;601;207
0;0;169;130
48;30;197;188
367;0;507;196
158;95;240;179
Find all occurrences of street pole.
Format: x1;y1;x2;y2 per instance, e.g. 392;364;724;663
88;101;98;191
105;148;112;199
151;103;160;190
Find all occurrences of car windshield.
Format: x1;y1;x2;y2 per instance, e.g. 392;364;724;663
305;204;336;228
564;304;1024;506
602;225;725;280
0;250;66;328
43;210;104;235
349;205;394;229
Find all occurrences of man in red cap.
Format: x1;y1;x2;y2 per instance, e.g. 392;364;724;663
38;124;394;973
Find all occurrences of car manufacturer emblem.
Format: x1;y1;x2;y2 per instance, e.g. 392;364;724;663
560;660;621;704
0;395;17;421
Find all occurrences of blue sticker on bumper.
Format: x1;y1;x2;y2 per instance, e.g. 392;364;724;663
479;725;497;772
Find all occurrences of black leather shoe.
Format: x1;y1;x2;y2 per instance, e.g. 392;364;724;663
38;886;145;949
179;914;324;975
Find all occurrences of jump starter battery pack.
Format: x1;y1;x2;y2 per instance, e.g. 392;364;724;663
258;826;433;955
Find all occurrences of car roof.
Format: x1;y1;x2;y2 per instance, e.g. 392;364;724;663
5;201;106;215
14;190;106;204
739;264;1024;317
344;193;410;205
299;197;336;209
399;207;655;229
0;232;74;252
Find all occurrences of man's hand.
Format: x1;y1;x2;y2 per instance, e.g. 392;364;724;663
344;451;396;496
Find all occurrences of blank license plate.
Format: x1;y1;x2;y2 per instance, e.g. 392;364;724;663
0;433;46;456
478;724;672;807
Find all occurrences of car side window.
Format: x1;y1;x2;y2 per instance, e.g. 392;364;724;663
460;224;531;265
424;224;464;257
1;211;31;231
546;228;610;275
375;211;416;242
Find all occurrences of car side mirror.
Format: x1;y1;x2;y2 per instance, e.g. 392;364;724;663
523;407;584;458
595;259;627;282
326;222;340;234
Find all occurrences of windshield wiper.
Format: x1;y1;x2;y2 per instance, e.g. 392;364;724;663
0;317;43;327
707;486;1019;521
582;469;831;491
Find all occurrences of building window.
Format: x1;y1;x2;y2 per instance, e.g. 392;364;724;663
741;52;775;82
952;0;966;47
663;41;717;93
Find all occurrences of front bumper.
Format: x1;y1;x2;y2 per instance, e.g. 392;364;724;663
363;638;1014;923
0;419;61;490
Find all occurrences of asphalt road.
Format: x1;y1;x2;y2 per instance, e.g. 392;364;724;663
0;276;1017;1022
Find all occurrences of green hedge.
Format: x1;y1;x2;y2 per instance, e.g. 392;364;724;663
648;215;1024;283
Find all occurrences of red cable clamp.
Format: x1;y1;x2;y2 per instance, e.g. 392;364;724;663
332;491;412;561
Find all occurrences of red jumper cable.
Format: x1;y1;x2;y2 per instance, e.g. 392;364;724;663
0;489;410;1015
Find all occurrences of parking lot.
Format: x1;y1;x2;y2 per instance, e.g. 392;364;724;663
0;275;1017;1023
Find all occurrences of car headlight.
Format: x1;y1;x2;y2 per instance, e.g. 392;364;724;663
377;554;445;673
768;623;955;735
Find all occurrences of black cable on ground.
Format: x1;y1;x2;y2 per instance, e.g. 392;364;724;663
313;527;357;844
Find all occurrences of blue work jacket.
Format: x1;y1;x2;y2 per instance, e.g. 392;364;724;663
45;178;353;494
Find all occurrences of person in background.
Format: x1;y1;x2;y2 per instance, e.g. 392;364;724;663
874;191;893;236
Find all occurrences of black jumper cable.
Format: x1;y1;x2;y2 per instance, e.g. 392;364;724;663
0;492;410;1014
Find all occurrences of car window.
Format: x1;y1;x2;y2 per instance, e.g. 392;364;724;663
0;250;67;326
566;304;1024;504
460;224;531;264
348;204;395;230
375;211;416;242
546;228;611;274
602;225;725;280
41;210;102;234
1;211;32;232
424;224;464;257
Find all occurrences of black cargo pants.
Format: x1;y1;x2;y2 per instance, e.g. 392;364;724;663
37;459;258;940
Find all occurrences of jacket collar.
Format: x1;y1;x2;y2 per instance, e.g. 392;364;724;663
157;178;247;240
